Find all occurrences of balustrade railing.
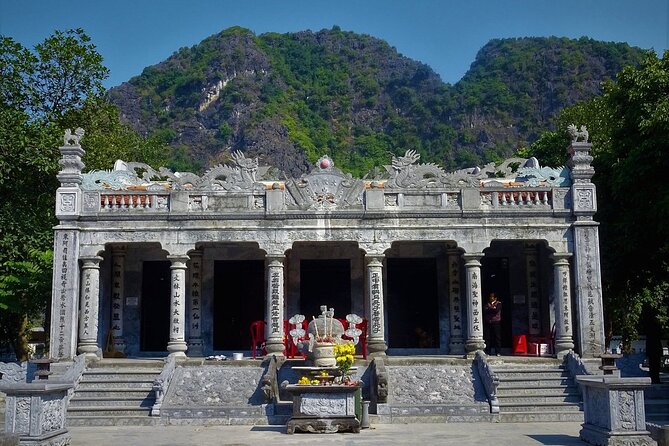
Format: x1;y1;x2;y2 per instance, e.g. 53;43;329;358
98;193;169;211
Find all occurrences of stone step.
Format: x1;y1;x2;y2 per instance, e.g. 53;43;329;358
386;404;491;417
161;406;268;418
496;377;574;386
67;415;160;427
499;401;582;413
72;388;154;398
499;411;584;423
373;413;498;424
67;405;152;417
88;359;165;369
496;385;579;396
497;394;582;404
80;371;161;381
494;370;570;379
68;396;155;408
76;380;155;390
645;399;669;413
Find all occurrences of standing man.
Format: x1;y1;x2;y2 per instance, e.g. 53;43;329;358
484;292;503;355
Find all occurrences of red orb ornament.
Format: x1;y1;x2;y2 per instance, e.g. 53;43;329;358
320;158;331;169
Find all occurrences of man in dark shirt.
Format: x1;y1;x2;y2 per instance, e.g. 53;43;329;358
484;292;502;355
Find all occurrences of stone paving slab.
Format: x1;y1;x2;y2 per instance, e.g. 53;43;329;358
68;422;591;445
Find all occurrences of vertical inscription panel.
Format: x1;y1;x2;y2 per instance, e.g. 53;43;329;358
49;230;80;360
574;225;605;357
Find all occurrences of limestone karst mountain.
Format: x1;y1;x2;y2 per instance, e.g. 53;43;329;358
107;26;645;176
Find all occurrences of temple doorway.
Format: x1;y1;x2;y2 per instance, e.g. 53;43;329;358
300;259;351;319
140;261;171;352
213;260;265;351
387;258;439;349
482;257;512;350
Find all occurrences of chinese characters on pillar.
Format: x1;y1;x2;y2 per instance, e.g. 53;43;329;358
449;258;462;335
583;228;597;352
171;272;182;340
371;272;382;335
82;271;91;337
471;271;481;334
271;271;280;334
190;259;201;335
526;254;541;335
56;233;70;358
561;270;571;335
111;258;123;339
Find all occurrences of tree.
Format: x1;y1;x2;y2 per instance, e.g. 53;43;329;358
522;51;669;381
0;29;168;360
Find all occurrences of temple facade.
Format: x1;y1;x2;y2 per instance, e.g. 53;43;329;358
49;129;605;361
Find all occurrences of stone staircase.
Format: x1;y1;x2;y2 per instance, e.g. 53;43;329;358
493;362;583;422
645;383;669;443
67;358;163;426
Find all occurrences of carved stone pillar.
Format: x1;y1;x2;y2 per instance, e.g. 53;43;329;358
552;253;575;357
525;243;541;336
187;251;204;356
77;256;102;358
265;256;285;356
463;253;485;355
49;229;80;361
366;256;387;356
110;246;126;354
447;248;465;355
167;255;189;356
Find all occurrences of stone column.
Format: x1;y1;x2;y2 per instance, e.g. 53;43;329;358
573;224;606;357
110;246;126;354
447;248;465;355
77;256;102;358
569;137;606;356
187;250;204;356
463;253;485;355
525;243;541;336
49;229;80;360
366;255;388;356
552;253;575;357
265;255;285;356
167;255;189;356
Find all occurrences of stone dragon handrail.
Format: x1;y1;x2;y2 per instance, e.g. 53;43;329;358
474;351;499;413
371;356;388;404
260;355;282;403
151;354;177;416
564;349;592;388
0;361;27;383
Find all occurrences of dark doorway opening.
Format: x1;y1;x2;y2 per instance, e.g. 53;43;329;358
387;258;439;349
141;261;171;352
213;260;265;351
482;257;512;349
300;260;351;319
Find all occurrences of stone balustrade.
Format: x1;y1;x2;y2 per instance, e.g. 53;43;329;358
77;186;570;217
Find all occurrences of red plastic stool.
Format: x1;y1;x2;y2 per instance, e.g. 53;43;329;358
512;334;527;355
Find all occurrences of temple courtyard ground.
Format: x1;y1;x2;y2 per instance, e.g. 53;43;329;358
69;421;589;445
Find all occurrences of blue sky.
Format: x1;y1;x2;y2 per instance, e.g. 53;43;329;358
1;0;667;89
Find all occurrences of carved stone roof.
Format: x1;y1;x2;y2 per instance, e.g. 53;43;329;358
80;149;570;194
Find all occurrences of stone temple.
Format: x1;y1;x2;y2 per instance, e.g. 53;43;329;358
51;129;604;361
20;127;624;432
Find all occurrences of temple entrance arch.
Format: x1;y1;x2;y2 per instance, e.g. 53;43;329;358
286;242;364;320
387;258;439;349
213;260;264;351
300;259;351;320
385;242;448;352
482;240;554;354
140;261;171;352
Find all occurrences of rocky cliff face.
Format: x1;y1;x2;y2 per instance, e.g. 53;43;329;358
108;27;645;175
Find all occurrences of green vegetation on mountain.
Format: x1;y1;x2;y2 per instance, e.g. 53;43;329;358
108;28;646;177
